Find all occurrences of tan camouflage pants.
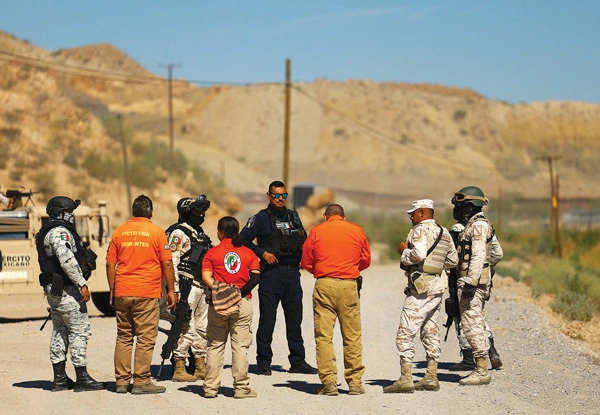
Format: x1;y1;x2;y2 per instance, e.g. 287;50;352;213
173;283;208;359
395;292;443;364
458;282;489;358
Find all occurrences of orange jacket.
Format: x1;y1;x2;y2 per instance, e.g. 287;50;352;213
301;215;371;279
106;217;172;298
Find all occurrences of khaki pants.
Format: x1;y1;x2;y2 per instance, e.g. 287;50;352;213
313;277;364;387
203;298;253;394
114;297;159;387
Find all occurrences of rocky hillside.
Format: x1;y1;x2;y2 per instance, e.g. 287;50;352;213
1;30;600;232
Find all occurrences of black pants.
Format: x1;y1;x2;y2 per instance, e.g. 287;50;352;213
256;267;306;367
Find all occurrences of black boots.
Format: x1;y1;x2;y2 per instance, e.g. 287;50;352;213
74;365;104;392
51;361;74;392
448;348;475;371
488;337;503;369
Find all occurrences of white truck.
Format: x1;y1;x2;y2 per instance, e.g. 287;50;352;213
0;191;113;318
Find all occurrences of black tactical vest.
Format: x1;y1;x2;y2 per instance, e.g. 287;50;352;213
172;224;212;280
35;221;93;287
257;207;306;265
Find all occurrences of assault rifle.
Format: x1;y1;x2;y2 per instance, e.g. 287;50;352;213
443;267;461;341
157;276;193;377
4;188;38;208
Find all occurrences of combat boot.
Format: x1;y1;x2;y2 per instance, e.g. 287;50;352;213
172;358;197;382
193;357;206;380
383;362;414;393
449;348;475;371
74;366;104;392
414;360;440;391
51;361;74;392
459;356;491;386
488;337;503;370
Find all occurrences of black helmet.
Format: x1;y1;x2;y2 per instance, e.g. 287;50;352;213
451;186;488;207
177;195;210;215
177;195;210;228
46;196;80;219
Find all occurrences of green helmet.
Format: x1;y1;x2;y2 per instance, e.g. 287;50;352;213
451;186;489;207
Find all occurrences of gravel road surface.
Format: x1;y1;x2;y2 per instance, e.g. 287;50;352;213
1;264;599;415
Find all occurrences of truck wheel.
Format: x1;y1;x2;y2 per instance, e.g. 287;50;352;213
92;292;116;317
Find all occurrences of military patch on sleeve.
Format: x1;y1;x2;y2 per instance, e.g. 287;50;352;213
411;227;424;242
472;225;483;240
246;216;256;228
59;232;70;241
169;235;181;251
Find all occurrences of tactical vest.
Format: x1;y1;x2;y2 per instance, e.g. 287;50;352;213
457;214;495;284
421;222;453;275
172;224;212;280
257;207;306;265
35;221;92;287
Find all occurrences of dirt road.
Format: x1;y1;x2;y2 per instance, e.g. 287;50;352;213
1;264;599;415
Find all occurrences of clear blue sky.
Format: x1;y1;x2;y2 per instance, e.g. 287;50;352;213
2;1;599;104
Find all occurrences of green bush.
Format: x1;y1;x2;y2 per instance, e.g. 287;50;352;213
82;152;122;181
346;211;412;261
551;290;594;321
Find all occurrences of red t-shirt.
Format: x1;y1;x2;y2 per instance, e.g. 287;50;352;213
202;238;260;298
106;217;172;298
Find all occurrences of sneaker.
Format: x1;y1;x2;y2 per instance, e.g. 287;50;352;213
234;389;258;399
348;384;365;395
317;382;338;396
115;384;129;394
130;382;166;395
289;362;318;374
256;365;272;376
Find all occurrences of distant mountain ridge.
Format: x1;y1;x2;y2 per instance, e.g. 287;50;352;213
1;29;599;222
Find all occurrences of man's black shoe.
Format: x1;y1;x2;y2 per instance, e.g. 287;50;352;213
289;362;318;374
257;366;272;376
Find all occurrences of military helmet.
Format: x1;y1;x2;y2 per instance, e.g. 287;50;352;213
46;196;81;218
177;195;210;215
451;186;488;207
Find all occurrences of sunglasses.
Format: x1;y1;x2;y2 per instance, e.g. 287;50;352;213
270;193;288;199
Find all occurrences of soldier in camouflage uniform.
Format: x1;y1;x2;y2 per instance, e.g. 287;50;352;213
165;196;212;382
449;221;503;372
384;200;458;394
36;196;104;392
451;186;503;386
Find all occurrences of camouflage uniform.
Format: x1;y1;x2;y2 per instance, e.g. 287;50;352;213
169;223;210;360
452;222;503;352
456;212;502;358
395;219;458;363
42;225;91;366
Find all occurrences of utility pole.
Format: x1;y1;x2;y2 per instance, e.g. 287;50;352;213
283;58;291;186
537;155;563;258
159;63;180;163
117;114;132;216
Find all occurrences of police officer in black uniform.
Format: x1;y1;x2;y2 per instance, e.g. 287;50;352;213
240;181;317;376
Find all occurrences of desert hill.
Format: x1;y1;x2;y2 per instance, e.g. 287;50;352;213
1;30;600;234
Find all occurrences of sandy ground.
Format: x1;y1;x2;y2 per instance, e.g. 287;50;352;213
1;264;600;415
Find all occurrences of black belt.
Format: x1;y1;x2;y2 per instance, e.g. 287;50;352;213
274;264;299;270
